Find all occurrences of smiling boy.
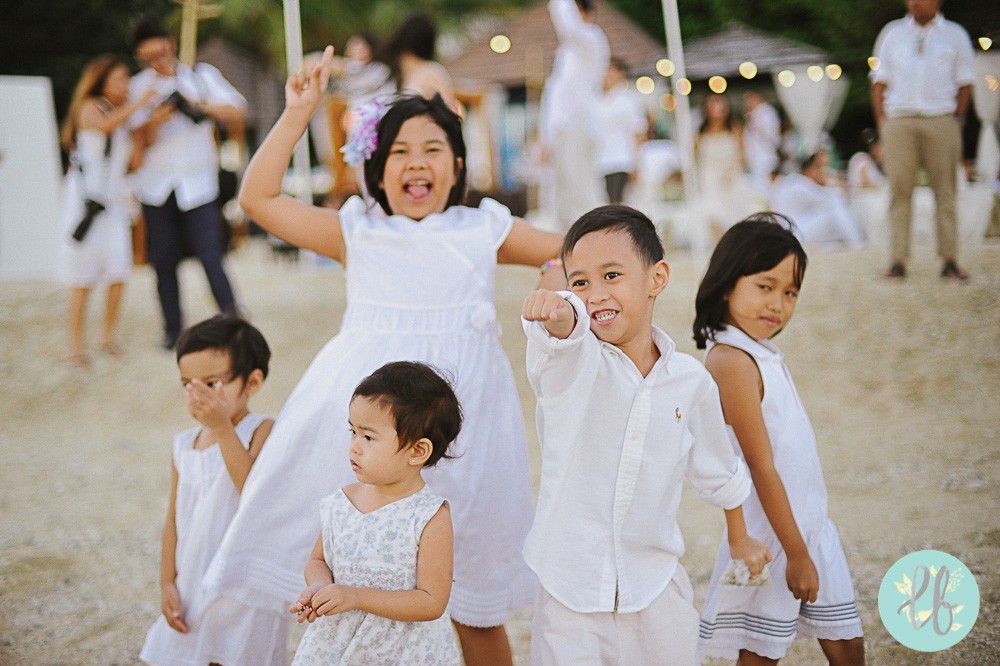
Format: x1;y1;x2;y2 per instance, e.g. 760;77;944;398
521;205;771;665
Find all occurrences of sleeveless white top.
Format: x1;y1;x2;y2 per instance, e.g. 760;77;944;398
291;486;461;665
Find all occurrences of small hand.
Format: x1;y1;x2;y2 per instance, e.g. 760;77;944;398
309;583;357;618
150;102;175;126
285;45;334;114
290;582;326;623
786;552;820;603
161;582;189;633
522;289;574;323
728;534;772;579
184;379;230;430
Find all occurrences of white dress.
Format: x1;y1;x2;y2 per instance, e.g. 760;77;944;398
60;124;134;287
140;413;289;666
292;486;461;665
697;131;765;231
204;197;537;628
698;327;863;661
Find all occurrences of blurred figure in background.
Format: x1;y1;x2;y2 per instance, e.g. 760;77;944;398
743;91;782;193
387;14;457;112
771;150;864;248
871;0;975;279
59;54;155;367
847;128;887;189
697;94;762;238
127;14;245;349
540;0;609;231
594;58;647;204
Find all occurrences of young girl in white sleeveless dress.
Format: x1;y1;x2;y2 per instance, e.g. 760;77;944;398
290;362;462;664
140;315;285;665
215;48;564;663
693;215;865;664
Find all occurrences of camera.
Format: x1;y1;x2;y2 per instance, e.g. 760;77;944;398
164;90;208;123
71;199;106;242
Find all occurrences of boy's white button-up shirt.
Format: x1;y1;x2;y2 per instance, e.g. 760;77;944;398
522;292;751;614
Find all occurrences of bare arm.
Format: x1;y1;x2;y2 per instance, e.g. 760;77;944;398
302;505;454;623
497;219;563;267
238;47;347;261
723;504;772;577
159;463;189;633
77;90;157;135
706;344;819;602
871;82;887;130
955;84;972;120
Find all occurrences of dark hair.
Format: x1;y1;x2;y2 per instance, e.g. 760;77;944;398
175;314;271;383
575;0;595;13
363;94;467;216
129;14;170;53
352;361;462;468
693;213;807;349
562;205;664;268
389;13;437;62
801;151;824;172
609;57;627;74
699;94;738;135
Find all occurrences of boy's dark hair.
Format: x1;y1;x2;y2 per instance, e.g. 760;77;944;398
364;94;467;216
352;361;462;468
175;314;271;383
562;204;664;268
693;212;807;349
129;14;170;53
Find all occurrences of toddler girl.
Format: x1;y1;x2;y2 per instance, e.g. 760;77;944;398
210;48;563;663
693;215;865;665
140;314;285;665
290;361;462;664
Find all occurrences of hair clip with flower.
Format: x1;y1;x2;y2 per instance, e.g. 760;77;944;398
341;99;389;167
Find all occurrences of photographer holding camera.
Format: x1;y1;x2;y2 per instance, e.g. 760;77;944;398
128;14;245;350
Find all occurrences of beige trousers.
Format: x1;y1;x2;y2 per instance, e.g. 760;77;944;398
530;565;700;666
882;115;962;262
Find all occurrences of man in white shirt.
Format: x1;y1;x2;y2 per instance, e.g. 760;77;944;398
743;91;782;194
595;59;647;204
128;15;246;348
521;205;771;665
871;0;975;280
540;0;610;231
770;150;864;248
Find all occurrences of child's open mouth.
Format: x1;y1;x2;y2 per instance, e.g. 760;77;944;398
592;309;618;325
403;179;431;202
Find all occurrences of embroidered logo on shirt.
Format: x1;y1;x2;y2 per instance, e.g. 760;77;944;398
675;408;682;422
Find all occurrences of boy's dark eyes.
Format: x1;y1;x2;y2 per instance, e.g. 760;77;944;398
571;279;588;288
604;272;620;280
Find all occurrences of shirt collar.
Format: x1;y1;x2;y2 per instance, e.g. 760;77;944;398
905;12;943;31
597;325;676;374
718;324;783;362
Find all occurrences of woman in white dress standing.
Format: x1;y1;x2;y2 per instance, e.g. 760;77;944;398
59;54;155;366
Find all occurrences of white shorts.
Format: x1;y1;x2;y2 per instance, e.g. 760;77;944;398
531;565;700;666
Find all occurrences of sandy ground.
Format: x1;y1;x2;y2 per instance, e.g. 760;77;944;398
1;238;998;665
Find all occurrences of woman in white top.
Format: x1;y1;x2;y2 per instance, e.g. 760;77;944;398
846;128;886;189
59;54;155;367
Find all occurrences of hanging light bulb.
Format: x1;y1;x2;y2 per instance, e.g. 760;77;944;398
656;59;675;77
675;78;692;95
636;76;655;95
777;70;796;88
739;62;757;79
825;64;843;80
490;35;511;54
708;76;727;93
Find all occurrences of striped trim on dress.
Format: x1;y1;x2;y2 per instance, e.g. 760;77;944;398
700;601;860;640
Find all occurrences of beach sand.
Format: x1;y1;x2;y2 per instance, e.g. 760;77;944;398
1;239;997;664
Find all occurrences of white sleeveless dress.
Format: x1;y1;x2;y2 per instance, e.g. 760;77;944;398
140;413;289;666
698;327;862;660
60;123;134;287
204;197;537;628
291;486;461;665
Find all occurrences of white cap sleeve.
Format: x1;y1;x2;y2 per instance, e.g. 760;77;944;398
476;197;515;252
